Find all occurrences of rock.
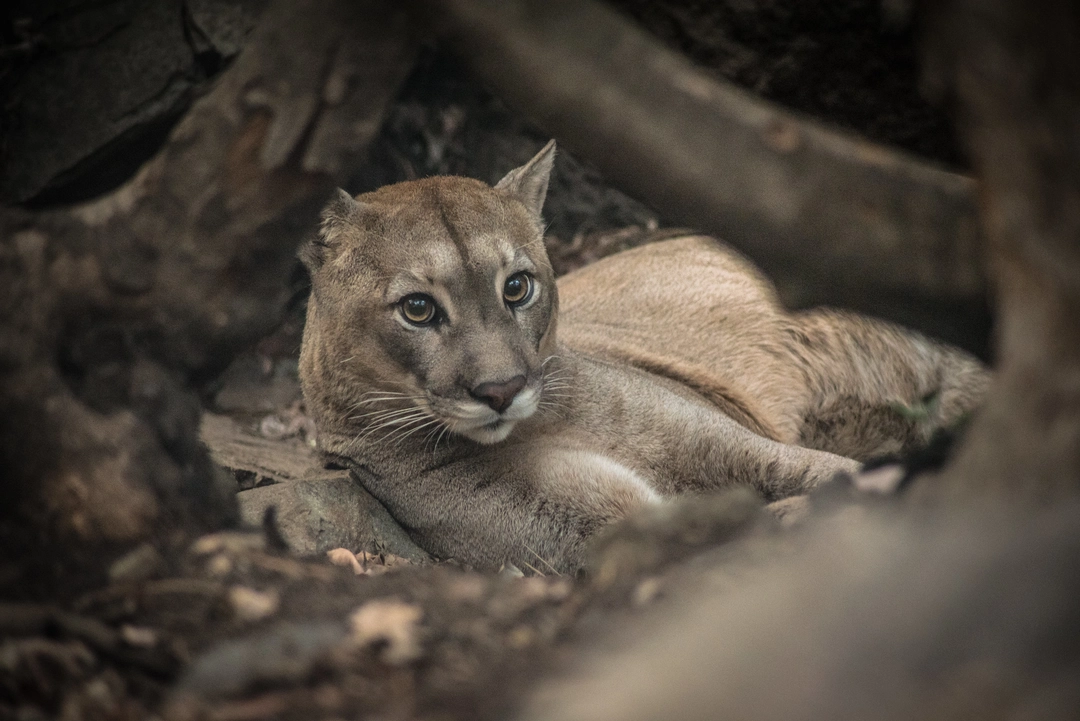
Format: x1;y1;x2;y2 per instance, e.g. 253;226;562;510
3;0;194;204
200;412;320;486
201;410;429;562
1;0;267;205
237;475;429;562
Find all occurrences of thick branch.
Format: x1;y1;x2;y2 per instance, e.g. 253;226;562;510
422;0;990;352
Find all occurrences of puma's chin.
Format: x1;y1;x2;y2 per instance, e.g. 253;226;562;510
460;420;518;445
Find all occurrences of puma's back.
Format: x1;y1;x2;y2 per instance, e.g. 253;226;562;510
558;234;989;459
558;235;805;441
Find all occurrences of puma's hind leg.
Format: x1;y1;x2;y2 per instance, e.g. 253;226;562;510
789;309;991;462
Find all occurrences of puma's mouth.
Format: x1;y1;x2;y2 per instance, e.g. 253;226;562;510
444;386;540;445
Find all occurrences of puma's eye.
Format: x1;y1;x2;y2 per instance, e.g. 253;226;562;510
504;272;534;307
400;294;437;325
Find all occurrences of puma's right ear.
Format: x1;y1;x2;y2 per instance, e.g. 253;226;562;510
496;139;556;218
300;188;363;272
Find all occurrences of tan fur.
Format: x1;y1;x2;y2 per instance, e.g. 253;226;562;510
299;141;990;572
559;236;991;459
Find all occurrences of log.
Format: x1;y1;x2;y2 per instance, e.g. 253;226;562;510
421;0;992;354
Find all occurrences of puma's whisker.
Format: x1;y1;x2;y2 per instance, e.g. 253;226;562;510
345;390;414;413
387;416;443;449
431;425;452;455
349;405;426;423
422;421;450;448
353;409;432;445
525;544;562;576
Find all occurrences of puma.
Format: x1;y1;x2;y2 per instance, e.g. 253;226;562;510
298;141;990;572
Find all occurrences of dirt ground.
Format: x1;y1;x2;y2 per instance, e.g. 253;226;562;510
0;2;982;720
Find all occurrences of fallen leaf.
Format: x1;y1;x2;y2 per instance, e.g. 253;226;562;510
348;599;424;665
228;586;279;622
120;625;158;647
191;531;265;556
327;548;364;575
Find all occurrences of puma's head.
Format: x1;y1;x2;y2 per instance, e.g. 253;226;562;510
300;141;559;446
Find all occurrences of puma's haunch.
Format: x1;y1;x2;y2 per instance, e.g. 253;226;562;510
299;141;990;571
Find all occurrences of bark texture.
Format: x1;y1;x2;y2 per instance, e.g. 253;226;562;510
0;0;269;206
919;0;1080;500
0;0;415;558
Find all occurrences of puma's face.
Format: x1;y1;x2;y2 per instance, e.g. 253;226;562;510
301;142;560;445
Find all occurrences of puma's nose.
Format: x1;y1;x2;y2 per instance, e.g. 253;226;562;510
470;375;526;413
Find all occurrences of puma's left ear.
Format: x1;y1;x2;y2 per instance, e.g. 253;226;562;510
300;188;363;273
495;139;556;218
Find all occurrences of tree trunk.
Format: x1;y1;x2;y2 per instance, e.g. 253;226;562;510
919;0;1080;500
